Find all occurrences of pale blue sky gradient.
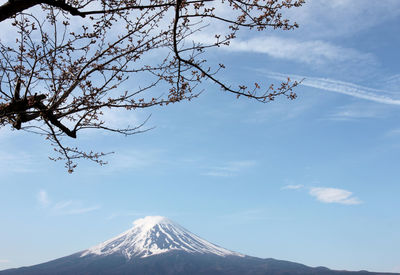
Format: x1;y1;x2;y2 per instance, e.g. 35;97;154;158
1;0;400;273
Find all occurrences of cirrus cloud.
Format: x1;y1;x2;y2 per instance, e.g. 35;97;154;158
37;190;50;208
265;71;400;106
309;187;362;205
282;184;304;190
203;160;256;177
36;190;100;215
227;37;374;65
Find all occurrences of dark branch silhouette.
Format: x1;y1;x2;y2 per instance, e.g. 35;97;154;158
0;0;304;172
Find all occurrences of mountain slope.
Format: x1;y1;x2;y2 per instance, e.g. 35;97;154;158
81;216;241;259
1;251;396;275
0;216;398;275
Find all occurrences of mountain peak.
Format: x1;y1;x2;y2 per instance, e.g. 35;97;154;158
132;216;173;228
81;216;242;259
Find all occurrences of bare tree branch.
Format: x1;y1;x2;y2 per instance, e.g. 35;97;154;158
0;0;304;172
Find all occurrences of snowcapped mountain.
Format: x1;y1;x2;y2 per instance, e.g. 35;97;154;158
0;216;398;275
81;216;242;259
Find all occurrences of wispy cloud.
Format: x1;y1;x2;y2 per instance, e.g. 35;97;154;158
203;171;233;177
0;150;39;173
0;127;47;174
383;74;400;91
97;108;146;133
36;190;100;215
385;128;400;137
283;184;362;205
265;72;400;106
282;184;304;190
309;187;362;205
37;190;50;207
53;200;100;215
100;149;163;173
284;0;400;38
203;160;256;177
326;103;388;121
328;109;379;121
192;34;372;66
384;74;400;84
0;259;9;263
228;37;373;65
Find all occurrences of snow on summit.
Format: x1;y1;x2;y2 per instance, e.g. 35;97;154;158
81;216;242;259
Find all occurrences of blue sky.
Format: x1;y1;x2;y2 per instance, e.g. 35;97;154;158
1;0;400;273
